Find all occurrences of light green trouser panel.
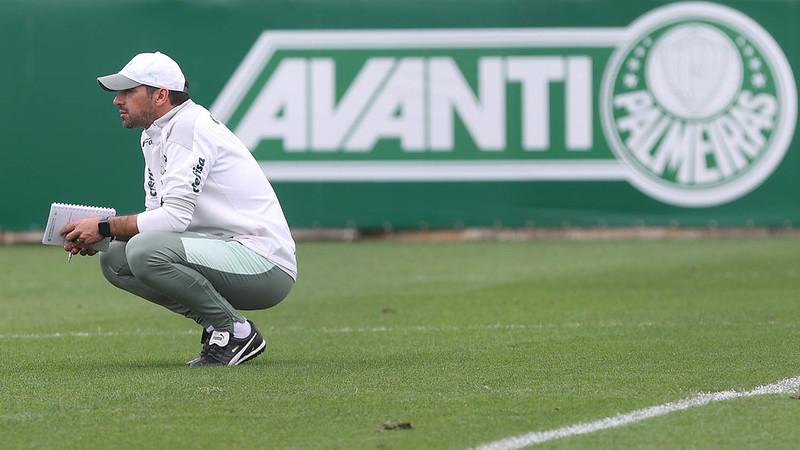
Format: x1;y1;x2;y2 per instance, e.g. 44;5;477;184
99;231;294;333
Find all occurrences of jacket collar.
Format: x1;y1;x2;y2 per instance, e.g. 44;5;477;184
144;99;195;139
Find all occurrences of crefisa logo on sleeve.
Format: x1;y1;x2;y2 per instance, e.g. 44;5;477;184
600;2;797;207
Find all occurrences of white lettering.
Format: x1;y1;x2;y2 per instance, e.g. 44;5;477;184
708;115;749;172
615;90;781;186
235;58;307;151
565;56;593;150
429;57;505;151
693;125;718;184
507;56;564;151
729;91;777;154
346;58;425;151
651;121;694;183
236;55;598;153
614;91;666;154
311;58;394;151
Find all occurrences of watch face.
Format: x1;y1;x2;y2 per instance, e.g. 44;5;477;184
98;218;111;237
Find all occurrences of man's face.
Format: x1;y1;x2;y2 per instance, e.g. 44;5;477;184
113;86;159;129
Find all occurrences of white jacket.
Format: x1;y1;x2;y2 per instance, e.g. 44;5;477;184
136;100;297;280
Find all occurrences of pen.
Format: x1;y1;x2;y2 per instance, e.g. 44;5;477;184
68;252;72;263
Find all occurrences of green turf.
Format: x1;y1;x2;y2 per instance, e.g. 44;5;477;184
1;237;799;449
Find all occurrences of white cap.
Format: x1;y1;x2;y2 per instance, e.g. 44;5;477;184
97;52;186;92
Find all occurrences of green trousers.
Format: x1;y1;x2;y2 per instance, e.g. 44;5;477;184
99;231;294;333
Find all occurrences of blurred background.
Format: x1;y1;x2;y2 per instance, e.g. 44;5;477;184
1;0;797;236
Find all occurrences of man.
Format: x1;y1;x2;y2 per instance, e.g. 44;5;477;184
60;52;297;367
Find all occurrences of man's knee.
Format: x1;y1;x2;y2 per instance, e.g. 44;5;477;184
125;232;183;280
124;233;152;271
99;240;129;287
99;256;121;287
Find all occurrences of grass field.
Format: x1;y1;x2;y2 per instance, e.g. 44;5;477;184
2;236;800;449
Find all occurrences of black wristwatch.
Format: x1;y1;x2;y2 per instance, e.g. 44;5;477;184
98;216;112;238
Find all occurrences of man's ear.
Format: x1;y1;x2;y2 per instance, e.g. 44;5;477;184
155;88;170;106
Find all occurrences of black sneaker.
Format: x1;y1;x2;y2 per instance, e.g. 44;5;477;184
186;328;212;366
188;321;266;366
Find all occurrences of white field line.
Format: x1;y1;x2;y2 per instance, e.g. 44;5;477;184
471;375;800;450
0;330;196;340
0;320;788;340
0;322;606;340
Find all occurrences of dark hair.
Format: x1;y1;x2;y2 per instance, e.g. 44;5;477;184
145;78;191;106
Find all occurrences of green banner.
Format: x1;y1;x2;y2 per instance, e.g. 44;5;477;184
2;1;798;231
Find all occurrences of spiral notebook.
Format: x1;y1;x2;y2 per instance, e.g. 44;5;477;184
42;202;117;251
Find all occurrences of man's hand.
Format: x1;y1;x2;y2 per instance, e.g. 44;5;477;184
60;217;103;257
64;241;99;257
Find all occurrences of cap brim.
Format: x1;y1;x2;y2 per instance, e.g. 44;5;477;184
97;73;141;92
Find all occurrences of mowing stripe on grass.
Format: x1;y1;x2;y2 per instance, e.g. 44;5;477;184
471;375;800;450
